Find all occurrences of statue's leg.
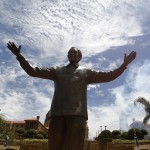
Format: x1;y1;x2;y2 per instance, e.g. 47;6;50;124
48;117;65;150
62;116;86;150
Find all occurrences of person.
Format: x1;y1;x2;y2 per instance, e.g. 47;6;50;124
7;41;136;150
4;134;9;148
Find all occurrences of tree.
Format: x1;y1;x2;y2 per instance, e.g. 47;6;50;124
127;128;142;140
111;130;121;139
134;97;150;124
141;129;148;138
121;132;128;140
0;115;5;132
97;130;112;140
97;130;112;142
25;129;37;138
100;130;112;137
16;128;26;138
36;134;44;139
37;131;48;139
0;115;8;138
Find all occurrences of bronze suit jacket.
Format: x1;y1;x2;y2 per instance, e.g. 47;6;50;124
17;54;126;119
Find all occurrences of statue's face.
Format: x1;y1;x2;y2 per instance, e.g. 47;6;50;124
68;47;80;63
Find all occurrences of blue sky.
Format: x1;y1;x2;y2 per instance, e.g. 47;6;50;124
0;0;150;139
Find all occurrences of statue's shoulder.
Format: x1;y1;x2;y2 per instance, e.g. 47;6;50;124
77;66;87;70
52;66;66;71
77;66;97;74
77;66;91;74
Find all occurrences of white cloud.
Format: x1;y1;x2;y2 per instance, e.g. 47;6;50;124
0;0;146;60
105;58;123;70
128;61;150;94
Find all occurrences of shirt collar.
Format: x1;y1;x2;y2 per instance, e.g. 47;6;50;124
66;62;79;68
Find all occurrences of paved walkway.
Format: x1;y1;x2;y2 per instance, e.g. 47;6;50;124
134;144;150;150
0;145;20;150
1;144;150;150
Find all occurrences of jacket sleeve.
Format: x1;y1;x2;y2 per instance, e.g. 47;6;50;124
16;54;56;80
86;63;127;84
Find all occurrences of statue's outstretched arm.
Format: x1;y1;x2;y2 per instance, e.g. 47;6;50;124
87;51;136;84
7;41;55;80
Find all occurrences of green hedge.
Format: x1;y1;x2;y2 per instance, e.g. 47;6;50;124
99;138;112;143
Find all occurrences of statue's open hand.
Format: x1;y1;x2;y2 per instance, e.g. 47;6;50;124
124;51;136;66
7;41;21;56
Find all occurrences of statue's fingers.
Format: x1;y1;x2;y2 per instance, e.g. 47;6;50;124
124;53;127;60
9;41;13;47
8;41;12;44
131;51;135;55
12;42;16;47
129;51;134;55
7;43;13;50
128;51;135;58
7;43;10;47
130;52;136;61
19;45;21;50
131;51;136;58
133;52;136;59
134;51;136;56
7;44;11;50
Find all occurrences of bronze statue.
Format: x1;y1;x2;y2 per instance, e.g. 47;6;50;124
7;42;136;150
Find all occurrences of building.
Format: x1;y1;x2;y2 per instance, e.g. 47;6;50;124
129;120;146;130
6;111;89;139
6;121;25;130
6;116;47;132
44;111;50;130
129;119;150;139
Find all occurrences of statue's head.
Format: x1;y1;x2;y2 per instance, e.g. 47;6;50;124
68;47;82;63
